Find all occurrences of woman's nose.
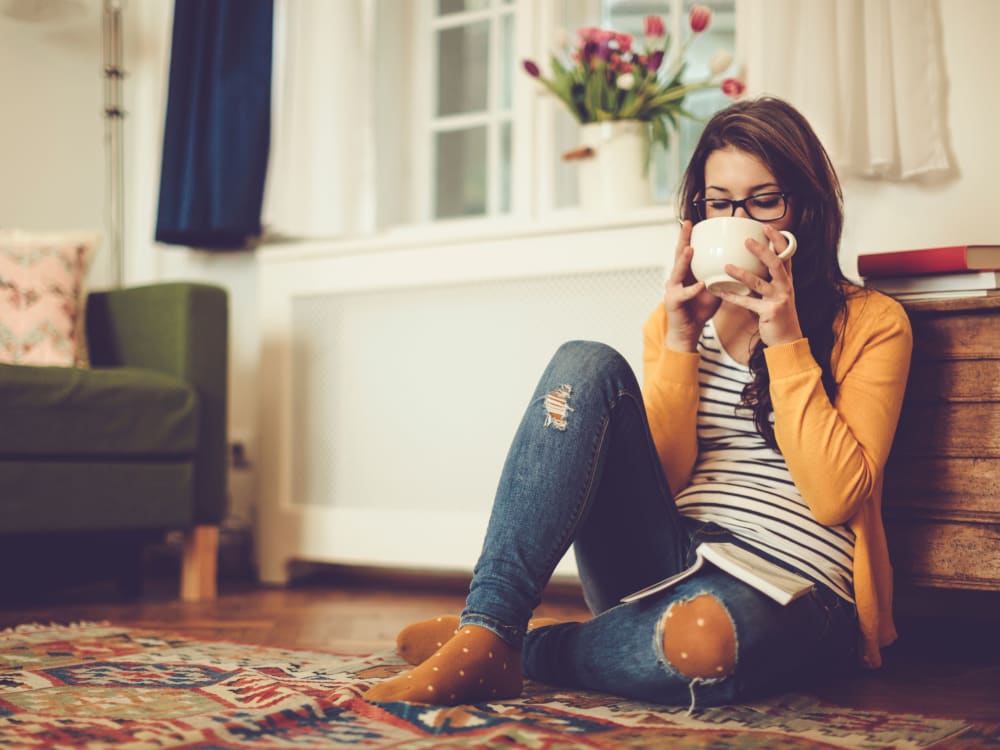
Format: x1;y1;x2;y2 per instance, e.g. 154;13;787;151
733;204;752;219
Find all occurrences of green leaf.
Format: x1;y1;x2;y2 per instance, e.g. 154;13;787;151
676;105;704;122
650;116;670;151
584;71;604;121
551;55;568;79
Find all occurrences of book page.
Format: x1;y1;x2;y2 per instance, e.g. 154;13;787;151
699;543;814;604
620;543;814;605
619;554;707;603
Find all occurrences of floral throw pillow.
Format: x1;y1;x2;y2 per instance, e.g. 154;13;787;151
0;230;100;367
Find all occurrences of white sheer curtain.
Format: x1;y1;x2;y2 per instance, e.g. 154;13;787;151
736;0;952;180
263;0;378;239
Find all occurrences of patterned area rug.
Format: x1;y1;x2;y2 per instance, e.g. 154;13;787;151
0;622;995;749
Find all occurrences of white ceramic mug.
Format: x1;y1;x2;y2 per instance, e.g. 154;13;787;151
689;216;797;295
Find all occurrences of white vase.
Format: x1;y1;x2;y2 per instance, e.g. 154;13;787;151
576;120;655;213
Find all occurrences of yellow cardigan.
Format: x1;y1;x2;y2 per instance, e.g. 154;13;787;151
641;288;913;668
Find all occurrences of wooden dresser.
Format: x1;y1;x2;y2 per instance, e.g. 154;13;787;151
884;296;1000;592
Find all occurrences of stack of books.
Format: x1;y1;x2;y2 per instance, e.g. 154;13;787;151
857;244;1000;301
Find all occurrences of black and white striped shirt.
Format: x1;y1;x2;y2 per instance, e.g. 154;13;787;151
674;319;855;602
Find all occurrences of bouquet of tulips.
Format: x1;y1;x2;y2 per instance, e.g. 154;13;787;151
523;6;745;154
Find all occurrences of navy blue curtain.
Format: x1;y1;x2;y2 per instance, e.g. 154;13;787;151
155;0;273;250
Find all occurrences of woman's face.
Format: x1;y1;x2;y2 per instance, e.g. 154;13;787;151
702;146;794;233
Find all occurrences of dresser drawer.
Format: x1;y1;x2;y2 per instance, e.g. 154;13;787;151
908;306;1000;360
884;457;1000;522
905;359;1000;402
893;402;1000;456
887;520;1000;590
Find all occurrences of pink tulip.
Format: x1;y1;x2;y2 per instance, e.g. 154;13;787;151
644;15;665;38
721;77;746;98
523;59;540;78
689;5;712;32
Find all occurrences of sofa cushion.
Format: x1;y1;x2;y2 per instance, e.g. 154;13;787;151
0;363;198;457
0;229;100;367
0;461;195;533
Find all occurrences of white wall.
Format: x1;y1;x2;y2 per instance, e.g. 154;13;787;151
2;0;997;534
0;0;106;277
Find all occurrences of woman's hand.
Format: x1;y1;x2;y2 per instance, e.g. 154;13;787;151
663;220;723;352
719;224;803;347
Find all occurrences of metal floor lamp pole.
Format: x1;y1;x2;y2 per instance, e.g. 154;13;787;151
103;0;124;288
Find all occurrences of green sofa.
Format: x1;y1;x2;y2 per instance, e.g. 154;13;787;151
0;282;228;601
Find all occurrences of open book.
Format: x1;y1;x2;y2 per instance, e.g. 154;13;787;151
620;542;815;606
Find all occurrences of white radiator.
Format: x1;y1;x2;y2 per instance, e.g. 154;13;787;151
257;217;675;582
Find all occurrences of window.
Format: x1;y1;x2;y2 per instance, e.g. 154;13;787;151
400;0;735;225
426;0;516;220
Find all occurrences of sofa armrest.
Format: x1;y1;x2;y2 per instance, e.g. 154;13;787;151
85;282;229;525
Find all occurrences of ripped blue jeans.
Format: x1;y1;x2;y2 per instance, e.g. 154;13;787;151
461;340;858;707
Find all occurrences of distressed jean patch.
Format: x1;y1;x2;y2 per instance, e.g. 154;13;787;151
543;384;574;430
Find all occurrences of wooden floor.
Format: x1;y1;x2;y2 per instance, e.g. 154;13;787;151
3;566;999;725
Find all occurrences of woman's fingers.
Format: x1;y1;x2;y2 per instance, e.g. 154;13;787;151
668;245;694;285
718;289;764;314
724;263;771;296
761;225;794;282
740;230;793;288
676;219;693;254
674;279;707;301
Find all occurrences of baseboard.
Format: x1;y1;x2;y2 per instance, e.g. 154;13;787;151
283;561;588;605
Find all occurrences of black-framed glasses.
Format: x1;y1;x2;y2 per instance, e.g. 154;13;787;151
692;191;790;223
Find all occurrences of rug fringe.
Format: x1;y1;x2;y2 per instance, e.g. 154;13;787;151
0;620;113;637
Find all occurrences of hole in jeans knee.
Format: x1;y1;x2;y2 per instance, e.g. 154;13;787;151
660;593;737;679
543;384;574;431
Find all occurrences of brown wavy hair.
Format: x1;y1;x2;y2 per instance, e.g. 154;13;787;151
678;96;849;450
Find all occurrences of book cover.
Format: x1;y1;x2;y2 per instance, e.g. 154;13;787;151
864;270;1000;294
620;542;815;606
887;289;1000;302
857;245;1000;279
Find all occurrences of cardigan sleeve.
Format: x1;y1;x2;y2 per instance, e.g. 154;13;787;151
764;292;913;526
642;303;702;495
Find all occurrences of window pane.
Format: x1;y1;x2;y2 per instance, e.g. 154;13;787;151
435;126;488;218
500;121;512;213
437;22;490;116
438;0;489;15
500;12;514;111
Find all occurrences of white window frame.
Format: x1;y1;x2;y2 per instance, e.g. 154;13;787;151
406;0;733;230
411;0;536;225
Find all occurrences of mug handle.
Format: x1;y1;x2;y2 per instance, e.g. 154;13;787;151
774;230;797;260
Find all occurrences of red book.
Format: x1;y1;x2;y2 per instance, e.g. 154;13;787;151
857;245;1000;278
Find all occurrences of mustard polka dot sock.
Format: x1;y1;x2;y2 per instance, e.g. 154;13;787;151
395;614;562;666
396;615;461;665
365;624;522;705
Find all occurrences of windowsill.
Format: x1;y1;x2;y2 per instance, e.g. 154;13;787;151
258;204;679;263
